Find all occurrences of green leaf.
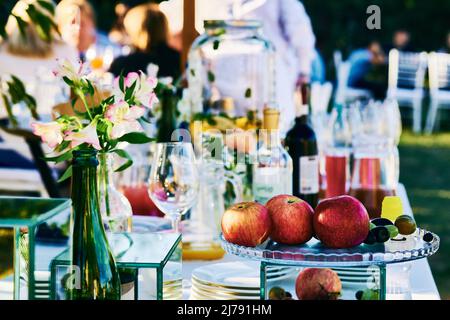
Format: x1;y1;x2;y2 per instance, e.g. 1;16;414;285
244;88;252;98
124;79;137;101
112;149;133;172
55;140;70;153
86;79;95;96
207;70;215;83
117;132;153;144
37;0;55;15
57;165;72;183
213;40;220;50
1;93;17;127
119;74;125;92
62;76;74;86
43;152;72;163
13;15;27;39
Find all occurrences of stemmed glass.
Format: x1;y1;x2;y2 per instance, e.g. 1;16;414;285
148;142;199;233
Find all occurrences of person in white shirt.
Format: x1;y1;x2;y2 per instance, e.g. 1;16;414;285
196;0;316;135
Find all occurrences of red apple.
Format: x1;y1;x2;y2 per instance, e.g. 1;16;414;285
313;195;369;248
221;202;272;247
266;195;314;245
295;268;341;300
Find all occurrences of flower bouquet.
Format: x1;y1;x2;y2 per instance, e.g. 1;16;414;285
32;59;157;178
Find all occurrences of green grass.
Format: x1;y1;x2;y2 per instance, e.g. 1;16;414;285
399;131;450;299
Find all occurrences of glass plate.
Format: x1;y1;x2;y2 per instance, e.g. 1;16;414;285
220;228;439;267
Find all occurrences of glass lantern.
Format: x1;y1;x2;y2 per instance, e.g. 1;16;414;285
187;20;276;119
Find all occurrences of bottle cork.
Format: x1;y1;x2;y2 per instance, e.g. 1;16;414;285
263;108;280;130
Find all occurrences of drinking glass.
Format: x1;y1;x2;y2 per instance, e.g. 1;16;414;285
116;144;164;217
148;143;199;233
324;147;350;198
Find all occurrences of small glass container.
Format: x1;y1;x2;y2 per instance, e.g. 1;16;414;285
50;231;182;300
0;196;71;300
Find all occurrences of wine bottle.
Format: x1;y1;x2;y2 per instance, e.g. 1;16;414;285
285;85;319;207
253;108;293;204
69;149;121;300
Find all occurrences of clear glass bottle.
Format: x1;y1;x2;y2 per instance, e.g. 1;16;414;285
253;108;293;204
187;20;275;118
97;152;132;233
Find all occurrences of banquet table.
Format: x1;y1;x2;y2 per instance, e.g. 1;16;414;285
181;184;440;300
0;184;440;300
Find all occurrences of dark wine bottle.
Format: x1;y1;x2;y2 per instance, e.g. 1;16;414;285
69;149;121;300
285;84;319;207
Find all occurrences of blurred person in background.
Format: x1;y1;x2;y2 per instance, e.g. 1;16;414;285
384;29;413;53
195;0;316;135
109;3;181;80
108;2;131;46
55;0;96;60
438;31;450;53
56;0;121;68
0;0;78;83
348;40;387;99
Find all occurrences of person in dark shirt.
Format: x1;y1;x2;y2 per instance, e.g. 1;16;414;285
109;3;181;80
438;31;450;54
384;29;414;53
348;41;387;99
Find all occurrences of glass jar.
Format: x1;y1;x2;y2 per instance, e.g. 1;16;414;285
349;135;399;218
187;20;275;119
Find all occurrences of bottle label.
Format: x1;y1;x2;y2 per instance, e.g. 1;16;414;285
299;156;319;194
253;167;291;204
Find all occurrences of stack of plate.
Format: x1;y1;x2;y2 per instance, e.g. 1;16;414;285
190;262;294;300
33;271;51;300
332;267;380;289
163;278;183;300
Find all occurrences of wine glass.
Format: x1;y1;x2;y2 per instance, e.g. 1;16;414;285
147;142;199;233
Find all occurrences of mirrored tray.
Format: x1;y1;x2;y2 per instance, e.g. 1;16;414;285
220;228;439;267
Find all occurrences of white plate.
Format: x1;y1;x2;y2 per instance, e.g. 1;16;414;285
190;287;259;300
192;262;260;289
191;278;259;295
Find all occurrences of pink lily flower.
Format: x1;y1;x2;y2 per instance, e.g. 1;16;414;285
105;100;145;139
31;122;64;149
65;121;101;150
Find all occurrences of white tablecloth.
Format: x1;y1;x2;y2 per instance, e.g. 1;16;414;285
182;184;440;300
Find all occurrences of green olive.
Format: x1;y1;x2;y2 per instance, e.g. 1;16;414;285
394;215;417;235
269;286;286;300
385;225;399;238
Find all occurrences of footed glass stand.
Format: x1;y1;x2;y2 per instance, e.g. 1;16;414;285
50;232;182;300
221;228;439;300
0;196;71;300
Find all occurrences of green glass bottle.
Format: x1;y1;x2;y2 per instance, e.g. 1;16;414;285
69;149;121;300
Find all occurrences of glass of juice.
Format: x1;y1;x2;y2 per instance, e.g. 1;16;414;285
116;145;164;217
324;147;350;198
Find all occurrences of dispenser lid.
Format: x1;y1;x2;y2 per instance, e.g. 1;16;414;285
263;108;280;130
